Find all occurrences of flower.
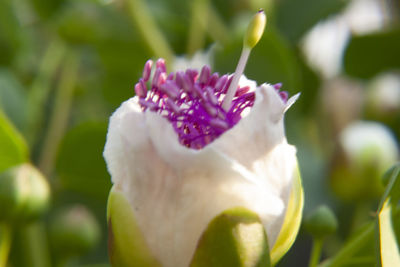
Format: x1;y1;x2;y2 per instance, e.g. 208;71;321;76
103;57;303;266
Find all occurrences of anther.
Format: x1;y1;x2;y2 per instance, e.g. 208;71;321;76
142;60;153;82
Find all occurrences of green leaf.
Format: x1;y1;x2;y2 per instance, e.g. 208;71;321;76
0;0;22;65
344;28;400;79
0;68;27;131
0;110;29;173
190;207;271;267
56;122;111;199
107;187;161;267
378;164;400;212
377;201;400;266
275;0;347;43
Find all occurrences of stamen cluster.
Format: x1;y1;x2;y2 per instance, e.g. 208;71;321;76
135;58;287;149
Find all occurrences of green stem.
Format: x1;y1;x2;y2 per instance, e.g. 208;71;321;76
126;0;174;62
38;50;79;177
26;39;66;145
21;222;51;267
319;223;374;267
0;224;12;267
309;238;323;267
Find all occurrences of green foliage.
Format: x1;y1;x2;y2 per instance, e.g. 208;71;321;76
0;111;28;173
344;28;400;79
275;0;347;43
56;122;111;199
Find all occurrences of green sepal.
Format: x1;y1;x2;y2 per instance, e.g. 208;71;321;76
190;207;271;267
270;166;304;265
107;186;161;267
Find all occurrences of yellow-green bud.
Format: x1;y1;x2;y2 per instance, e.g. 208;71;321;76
304;205;338;239
49;205;101;258
244;9;267;48
0;164;50;222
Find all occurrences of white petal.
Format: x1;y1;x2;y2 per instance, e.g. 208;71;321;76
103;82;299;267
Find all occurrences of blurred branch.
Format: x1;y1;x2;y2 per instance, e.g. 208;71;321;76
319;223;375;267
187;0;209;55
309;238;323;267
25;40;66;146
126;0;174;62
38;49;79;177
21;222;51;267
0;224;12;267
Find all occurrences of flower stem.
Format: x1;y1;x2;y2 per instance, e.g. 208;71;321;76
0;224;12;267
26;39;66;145
21;222;51;267
309;238;324;267
221;47;250;111
126;0;174;63
38;49;79;177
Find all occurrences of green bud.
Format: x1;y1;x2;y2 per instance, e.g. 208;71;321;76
330;121;398;201
244;9;267;48
49;205;101;258
0;164;50;222
304;205;338;239
190;207;271;267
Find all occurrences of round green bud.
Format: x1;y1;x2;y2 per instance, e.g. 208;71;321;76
304;205;338;239
0;164;50;222
244;9;267;48
49;205;101;258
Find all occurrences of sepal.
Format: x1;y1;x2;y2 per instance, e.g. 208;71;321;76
107;186;160;267
190;207;271;267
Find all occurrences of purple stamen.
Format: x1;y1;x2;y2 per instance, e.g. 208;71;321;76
156;58;166;73
135;82;147;98
279;91;288;103
135;59;289;149
142;60;153;82
273;83;282;90
199;65;211;84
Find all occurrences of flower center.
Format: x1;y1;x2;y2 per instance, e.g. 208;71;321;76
135;59;287;149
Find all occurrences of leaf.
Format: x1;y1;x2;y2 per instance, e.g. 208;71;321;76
377;200;400;266
378;164;400;212
0;0;22;65
0;110;29;173
190;207;271;267
0;68;27;131
56;122;111;199
275;0;347;43
344;28;400;79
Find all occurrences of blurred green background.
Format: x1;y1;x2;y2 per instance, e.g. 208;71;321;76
0;0;399;266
